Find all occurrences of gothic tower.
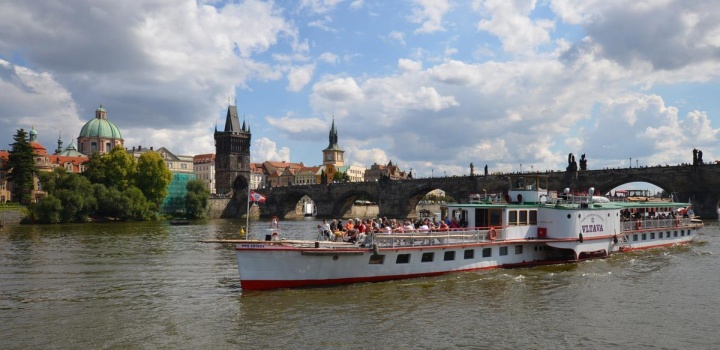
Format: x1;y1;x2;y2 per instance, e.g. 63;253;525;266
322;118;344;182
214;104;251;195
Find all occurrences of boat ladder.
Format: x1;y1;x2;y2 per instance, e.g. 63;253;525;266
617;234;631;251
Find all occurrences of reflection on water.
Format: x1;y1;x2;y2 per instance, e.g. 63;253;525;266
1;219;720;349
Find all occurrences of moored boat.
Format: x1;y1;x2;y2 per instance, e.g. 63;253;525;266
221;176;703;291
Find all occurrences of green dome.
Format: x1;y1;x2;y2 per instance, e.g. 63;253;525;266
78;117;122;139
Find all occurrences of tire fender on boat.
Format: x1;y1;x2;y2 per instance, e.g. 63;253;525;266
488;228;497;241
613;234;618;244
578;233;584;243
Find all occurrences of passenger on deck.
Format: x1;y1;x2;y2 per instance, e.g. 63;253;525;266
450;217;459;229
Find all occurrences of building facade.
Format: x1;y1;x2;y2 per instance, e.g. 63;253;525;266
193;154;215;194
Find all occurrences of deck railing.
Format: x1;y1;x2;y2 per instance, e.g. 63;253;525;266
371;226;504;248
621;217;687;232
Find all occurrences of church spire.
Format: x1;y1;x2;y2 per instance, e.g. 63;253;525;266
328;116;339;148
55;129;63;154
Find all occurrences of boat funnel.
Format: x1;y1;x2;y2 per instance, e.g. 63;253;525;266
588;187;595;203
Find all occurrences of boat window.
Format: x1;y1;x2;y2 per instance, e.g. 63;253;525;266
421;252;434;262
633;234;638;241
396;254;411;264
444;251;455;261
482;247;492;258
474;208;503;228
650;232;655;239
681;230;685;236
508;210;518;226
369;255;385;264
519;210;528;225
674;231;678;237
515;245;523;254
642;233;647;240
529;210;537;225
499;246;508;256
666;232;670;238
464;249;474;259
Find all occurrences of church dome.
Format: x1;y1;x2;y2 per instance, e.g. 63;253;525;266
78;105;123;139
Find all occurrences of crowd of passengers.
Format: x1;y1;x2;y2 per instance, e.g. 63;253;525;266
317;216;469;243
620;209;681;221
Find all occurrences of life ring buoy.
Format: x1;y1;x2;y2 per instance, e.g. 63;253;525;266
488;228;497;240
635;220;642;230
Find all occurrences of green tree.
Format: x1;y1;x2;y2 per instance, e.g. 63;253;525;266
37;168;97;223
135;151;172;210
102;148;137;191
82;152;107;186
7;129;37;204
184;179;210;219
35;195;62;224
333;171;349;182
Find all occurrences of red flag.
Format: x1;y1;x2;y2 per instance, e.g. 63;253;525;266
249;190;266;203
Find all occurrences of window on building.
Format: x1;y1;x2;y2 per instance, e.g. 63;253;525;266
91;142;98;153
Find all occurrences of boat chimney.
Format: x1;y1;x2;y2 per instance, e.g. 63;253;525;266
588;187;595;203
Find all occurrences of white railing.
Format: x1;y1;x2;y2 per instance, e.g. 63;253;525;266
370;227;504;248
621;217;686;231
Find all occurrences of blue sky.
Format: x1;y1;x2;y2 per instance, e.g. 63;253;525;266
1;0;719;183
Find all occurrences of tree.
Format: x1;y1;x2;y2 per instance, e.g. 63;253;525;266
7;129;37;204
135;151;172;210
37;168;97;223
35;195;62;224
184;179;210;218
102;148;137;191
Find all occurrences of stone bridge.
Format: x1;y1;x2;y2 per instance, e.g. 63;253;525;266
235;164;720;220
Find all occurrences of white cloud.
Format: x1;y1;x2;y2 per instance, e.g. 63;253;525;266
299;0;344;14
398;58;422;72
318;52;339;64
287;64;316;92
349;0;364;10
474;0;555;54
386;31;406;46
253;137;291;162
409;0;451;34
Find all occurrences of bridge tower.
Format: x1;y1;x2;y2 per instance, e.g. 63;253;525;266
214;104;251;195
322;118;344;182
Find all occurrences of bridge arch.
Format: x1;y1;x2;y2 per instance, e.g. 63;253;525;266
332;189;377;219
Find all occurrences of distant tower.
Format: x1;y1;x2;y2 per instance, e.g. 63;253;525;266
214;104;251;195
55;129;63;154
322;118;344;166
322;118;344;182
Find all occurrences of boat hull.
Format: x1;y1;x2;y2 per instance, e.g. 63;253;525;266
235;224;700;290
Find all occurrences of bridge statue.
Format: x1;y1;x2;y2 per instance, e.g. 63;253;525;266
579;154;587;171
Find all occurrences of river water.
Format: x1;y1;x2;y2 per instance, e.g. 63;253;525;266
2;218;719;349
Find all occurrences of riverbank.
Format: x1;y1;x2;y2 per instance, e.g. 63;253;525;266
0;207;28;224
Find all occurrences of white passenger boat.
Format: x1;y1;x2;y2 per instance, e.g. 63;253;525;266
226;176;703;291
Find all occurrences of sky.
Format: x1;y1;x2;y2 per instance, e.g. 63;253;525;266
1;0;719;180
